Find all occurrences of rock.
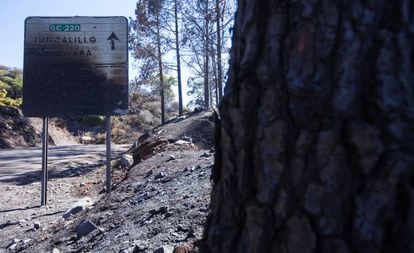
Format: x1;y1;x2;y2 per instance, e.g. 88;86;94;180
198;172;207;177
33;222;41;229
133;183;146;193
145;170;154;178
159;206;169;214
23;238;32;244
18;219;27;226
119;154;134;167
52;247;60;253
63;197;93;219
124;245;143;253
175;140;191;145
9;243;18;250
149;206;169;216
154;172;166;180
164;212;174;219
200;151;210;158
12;238;21;244
182;136;192;143
167;155;176;161
153;245;174;253
76;220;98;238
177;224;189;232
136;192;149;203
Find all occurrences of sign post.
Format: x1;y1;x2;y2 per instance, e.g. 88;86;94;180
41;117;49;206
23;16;128;205
106;116;111;194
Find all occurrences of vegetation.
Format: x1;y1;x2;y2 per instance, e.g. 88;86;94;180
0;65;23;107
129;0;236;113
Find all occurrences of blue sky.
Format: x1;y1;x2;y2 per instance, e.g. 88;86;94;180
0;0;137;69
0;0;194;104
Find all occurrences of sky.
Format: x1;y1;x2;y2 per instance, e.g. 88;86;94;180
0;0;190;104
0;0;136;69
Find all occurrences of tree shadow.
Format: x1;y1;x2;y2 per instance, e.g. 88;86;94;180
0;162;103;185
0;205;40;214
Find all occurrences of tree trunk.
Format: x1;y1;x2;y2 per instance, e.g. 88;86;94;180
210;39;218;107
204;0;210;109
203;0;414;252
174;0;183;116
215;0;223;104
156;15;165;124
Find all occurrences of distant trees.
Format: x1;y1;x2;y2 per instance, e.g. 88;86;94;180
129;0;170;123
181;0;235;108
129;0;236;114
0;65;22;107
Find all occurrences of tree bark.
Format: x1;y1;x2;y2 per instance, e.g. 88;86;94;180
174;0;184;116
203;0;414;252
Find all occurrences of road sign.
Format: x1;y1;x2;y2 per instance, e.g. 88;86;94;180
23;16;128;117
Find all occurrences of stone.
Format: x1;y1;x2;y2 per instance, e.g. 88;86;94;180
154;172;166;180
133;183;146;193
9;243;18;250
63;197;93;219
150;206;169;216
175;140;191;145
18;219;27;225
167;155;176;161
33;221;41;229
76;219;98;238
159;206;169;214
198;172;207;177
119;154;134;167
200;151;210;158
136;192;149;203
153;245;174;253
164;212;174;218
23;238;32;244
123;245;141;253
182;136;192;143
52;247;60;253
177;224;189;232
145;170;154;178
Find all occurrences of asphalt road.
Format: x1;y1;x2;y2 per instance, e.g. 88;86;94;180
0;144;130;182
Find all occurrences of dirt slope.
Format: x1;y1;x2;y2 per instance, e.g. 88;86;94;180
0;109;216;252
0;106;78;149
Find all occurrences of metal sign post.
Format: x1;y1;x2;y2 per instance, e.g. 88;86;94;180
41;117;49;206
106;116;111;194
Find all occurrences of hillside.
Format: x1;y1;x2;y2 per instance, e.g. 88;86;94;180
0;106;78;149
0;109;217;252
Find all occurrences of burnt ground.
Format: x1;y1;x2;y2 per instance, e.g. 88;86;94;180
0;109;216;253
